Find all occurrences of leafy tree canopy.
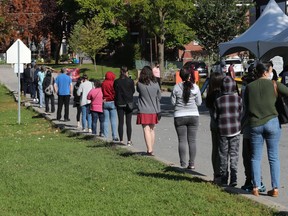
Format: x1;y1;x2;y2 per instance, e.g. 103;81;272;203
188;0;251;58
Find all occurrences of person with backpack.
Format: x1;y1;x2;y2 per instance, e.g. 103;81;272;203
42;70;55;113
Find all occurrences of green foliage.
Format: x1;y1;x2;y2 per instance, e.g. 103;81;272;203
69;18;108;63
75;0;128;44
189;0;251;58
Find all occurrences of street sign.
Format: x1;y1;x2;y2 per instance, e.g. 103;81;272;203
13;64;24;73
6;39;31;64
6;39;31;125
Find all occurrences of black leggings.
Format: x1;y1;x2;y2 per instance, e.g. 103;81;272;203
116;106;133;142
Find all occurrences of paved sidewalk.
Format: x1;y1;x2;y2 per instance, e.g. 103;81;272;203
1;64;288;212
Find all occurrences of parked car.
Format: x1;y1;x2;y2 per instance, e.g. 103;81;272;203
225;59;244;76
210;58;244;77
210;60;227;74
183;61;208;77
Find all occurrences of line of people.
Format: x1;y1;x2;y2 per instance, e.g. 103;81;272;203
70;66;161;155
204;61;288;198
25;61;288;198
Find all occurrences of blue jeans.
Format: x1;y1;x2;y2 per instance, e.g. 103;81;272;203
38;84;44;107
103;101;118;139
81;104;92;130
250;117;281;189
91;111;104;135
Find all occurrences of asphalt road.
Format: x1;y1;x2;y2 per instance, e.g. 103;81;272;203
1;64;287;212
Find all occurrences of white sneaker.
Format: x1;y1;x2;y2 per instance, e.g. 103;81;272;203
82;129;87;132
88;129;92;133
77;121;81;128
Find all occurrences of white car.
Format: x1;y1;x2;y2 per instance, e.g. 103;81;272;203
225;59;244;76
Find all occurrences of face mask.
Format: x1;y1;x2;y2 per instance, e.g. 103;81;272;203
269;72;273;80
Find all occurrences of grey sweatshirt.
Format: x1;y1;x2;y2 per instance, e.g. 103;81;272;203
137;81;161;114
171;82;202;117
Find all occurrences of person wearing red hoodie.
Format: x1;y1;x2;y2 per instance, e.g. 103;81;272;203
101;71;119;141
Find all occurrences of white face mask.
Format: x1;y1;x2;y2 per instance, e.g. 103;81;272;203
269;72;273;80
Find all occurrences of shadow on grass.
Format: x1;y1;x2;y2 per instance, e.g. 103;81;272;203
32;113;46;119
119;151;148;157
163;166;206;177
274;212;288;216
137;171;204;183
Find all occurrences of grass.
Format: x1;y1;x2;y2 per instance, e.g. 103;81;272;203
0;84;281;215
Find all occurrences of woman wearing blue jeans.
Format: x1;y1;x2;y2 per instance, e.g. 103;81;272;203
171;67;202;169
245;62;288;197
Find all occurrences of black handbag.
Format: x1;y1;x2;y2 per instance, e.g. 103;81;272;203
273;81;288;124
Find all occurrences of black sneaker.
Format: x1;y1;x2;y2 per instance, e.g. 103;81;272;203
113;138;119;142
229;181;237;187
241;183;253;192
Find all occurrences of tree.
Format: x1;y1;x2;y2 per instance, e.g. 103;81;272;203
128;0;195;75
75;0;128;50
188;0;250;60
69;18;108;72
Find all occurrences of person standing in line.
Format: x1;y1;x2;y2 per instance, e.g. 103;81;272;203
136;66;161;155
215;76;242;187
114;66;135;145
245;62;288;197
152;62;161;88
171;67;202;169
240;65;266;193
73;77;83;128
33;65;40;103
87;80;104;136
77;74;93;132
23;63;32;97
30;64;36;101
37;66;46;108
54;68;72;122
227;63;236;79
102;71;118;141
42;70;55;113
205;72;224;181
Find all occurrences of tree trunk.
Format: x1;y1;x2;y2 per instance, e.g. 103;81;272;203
158;35;165;78
93;55;97;73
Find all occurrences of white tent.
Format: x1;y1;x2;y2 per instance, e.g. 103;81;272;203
219;0;288;58
259;27;288;64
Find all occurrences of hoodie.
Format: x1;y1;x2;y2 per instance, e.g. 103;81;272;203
102;71;116;101
215;76;242;136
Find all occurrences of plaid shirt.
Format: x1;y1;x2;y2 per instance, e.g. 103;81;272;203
215;76;242;136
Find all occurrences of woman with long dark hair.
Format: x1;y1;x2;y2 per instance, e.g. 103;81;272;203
245;62;288;197
171;67;202;169
136;66;161;156
113;66;135;145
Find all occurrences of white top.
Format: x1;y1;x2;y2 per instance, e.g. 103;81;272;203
171;82;202;117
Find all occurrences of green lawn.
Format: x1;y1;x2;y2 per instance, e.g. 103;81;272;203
48;63;138;81
0;84;280;215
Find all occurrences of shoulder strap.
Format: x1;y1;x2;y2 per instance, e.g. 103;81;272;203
273;80;278;97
